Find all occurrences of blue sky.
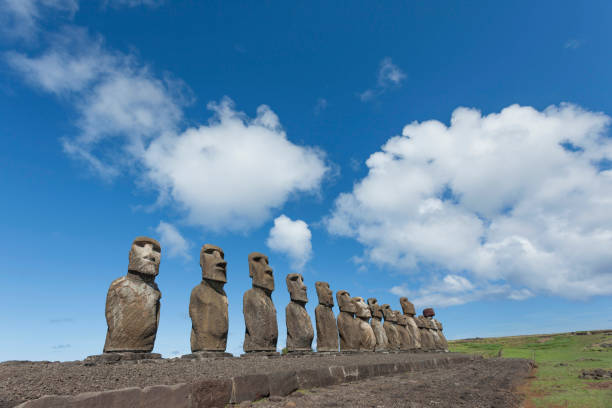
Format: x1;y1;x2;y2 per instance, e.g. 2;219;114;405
1;0;611;360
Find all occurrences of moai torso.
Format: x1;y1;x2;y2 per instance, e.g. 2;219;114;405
396;313;414;351
367;298;389;351
285;273;314;352
336;290;360;351
423;308;442;351
416;316;434;350
382;305;400;351
400;297;422;349
104;237;162;353
190;282;228;351
243;253;278;352
354;297;376;351
315;282;339;352
190;244;229;352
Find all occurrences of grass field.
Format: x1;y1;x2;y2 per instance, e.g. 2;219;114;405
449;330;612;407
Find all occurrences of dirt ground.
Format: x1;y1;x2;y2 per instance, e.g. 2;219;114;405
242;358;534;408
0;353;532;408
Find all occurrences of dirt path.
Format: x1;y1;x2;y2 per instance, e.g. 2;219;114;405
240;358;534;408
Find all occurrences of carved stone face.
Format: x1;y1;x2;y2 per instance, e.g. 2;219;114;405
367;298;383;319
381;304;397;322
286;273;308;303
336;290;356;313
200;244;227;283
353;297;371;319
397;313;409;326
248;252;274;291
400;297;416;316
315;281;334;307
423;308;435;318
128;236;161;276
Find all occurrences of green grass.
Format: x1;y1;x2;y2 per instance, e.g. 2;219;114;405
449;330;612;407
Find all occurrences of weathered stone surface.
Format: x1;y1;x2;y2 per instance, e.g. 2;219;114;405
367;298;389;351
243;252;278;352
399;297;422;349
84;352;161;365
314;281;338;352
285;273;314;352
191;379;232;408
396;313;415;351
104;237;161;353
353;297;376;351
416;316;435;350
336;290;360;351
434;319;449;350
423;307;435;318
190;244;229;353
141;384;191;408
381;304;400;351
268;370;298;396
230;374;270;403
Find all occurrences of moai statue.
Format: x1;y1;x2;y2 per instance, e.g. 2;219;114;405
381;304;400;351
367;298;388;351
336;290;360;352
415;315;435;351
423;308;444;351
189;244;230;355
285;273;314;352
315;281;339;352
352;297;376;351
396;312;414;351
434;320;449;351
103;237;162;354
400;297;422;350
243;252;278;353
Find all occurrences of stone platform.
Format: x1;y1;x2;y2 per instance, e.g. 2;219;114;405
11;352;480;408
83;352;162;365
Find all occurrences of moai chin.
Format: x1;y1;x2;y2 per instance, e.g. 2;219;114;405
396;312;415;351
400;297;422;349
103;236;162;353
336;290;360;352
381;304;400;351
285;273;314;352
353;297;376;351
189;244;229;353
367;298;389;351
243;252;278;353
314;281;339;352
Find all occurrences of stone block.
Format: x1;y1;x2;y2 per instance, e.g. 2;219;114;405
268;371;298;396
71;387;141;408
342;365;359;382
191;378;232;408
141;384;190;408
230;374;270;403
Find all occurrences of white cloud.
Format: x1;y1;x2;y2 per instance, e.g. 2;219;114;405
9;28;328;232
266;215;313;271
314;98;328;115
103;0;164;7
564;39;582;50
360;57;405;102
328;103;612;302
144;99;328;231
0;0;78;40
155;221;190;259
377;57;406;87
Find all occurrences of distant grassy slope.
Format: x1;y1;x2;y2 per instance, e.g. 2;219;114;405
449;330;612;408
